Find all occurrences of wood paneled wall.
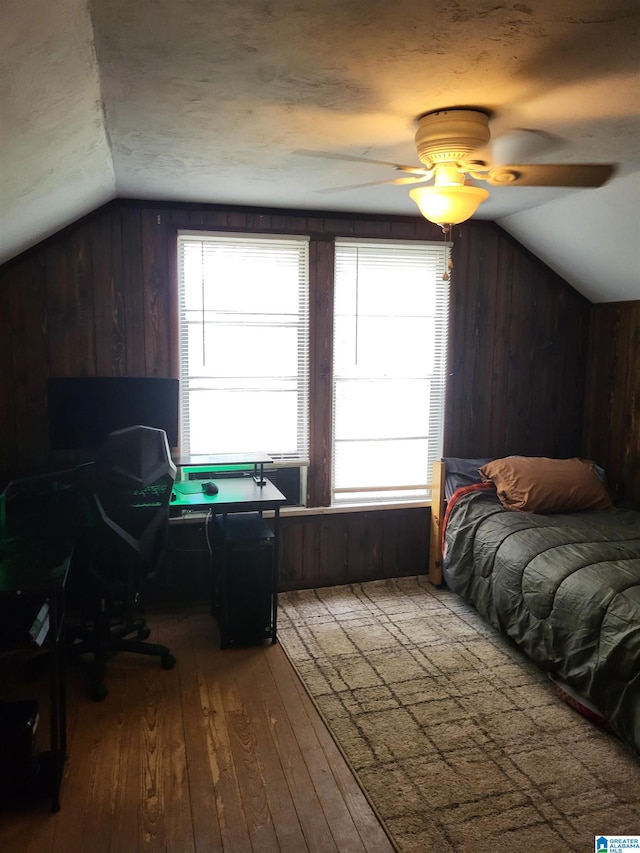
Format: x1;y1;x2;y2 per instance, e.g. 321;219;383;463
0;200;445;479
443;221;590;460
0;199;591;477
2;197;634;587
0;203;176;474
278;507;429;591
584;300;640;503
160;507;429;598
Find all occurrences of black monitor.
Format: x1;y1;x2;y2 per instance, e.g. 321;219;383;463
47;377;179;450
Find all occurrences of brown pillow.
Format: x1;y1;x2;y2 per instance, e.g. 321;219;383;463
479;456;611;513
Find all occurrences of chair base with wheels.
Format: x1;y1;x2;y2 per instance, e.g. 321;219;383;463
69;594;176;701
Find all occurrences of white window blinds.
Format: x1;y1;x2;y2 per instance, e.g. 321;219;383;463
333;239;449;503
177;232;310;458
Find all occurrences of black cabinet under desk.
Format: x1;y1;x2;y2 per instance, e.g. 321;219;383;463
210;513;276;648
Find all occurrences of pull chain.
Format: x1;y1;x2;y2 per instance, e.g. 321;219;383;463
441;224;453;281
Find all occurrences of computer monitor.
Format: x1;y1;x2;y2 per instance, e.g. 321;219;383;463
47;377;179;450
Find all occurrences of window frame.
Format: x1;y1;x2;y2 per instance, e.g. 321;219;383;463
331;237;450;505
176;230;310;461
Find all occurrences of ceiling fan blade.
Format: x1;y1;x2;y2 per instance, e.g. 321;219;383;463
294;149;429;176
392;174;433;185
316;174;431;194
315;179;403;194
483;163;616;187
465;129;566;169
492;129;565;165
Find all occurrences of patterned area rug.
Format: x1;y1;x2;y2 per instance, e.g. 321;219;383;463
278;576;640;853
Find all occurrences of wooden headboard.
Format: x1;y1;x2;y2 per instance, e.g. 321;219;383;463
428;460;446;586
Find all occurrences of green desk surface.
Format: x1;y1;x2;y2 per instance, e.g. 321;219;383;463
171;476;286;514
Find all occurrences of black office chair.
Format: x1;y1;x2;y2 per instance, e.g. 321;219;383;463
68;425;177;700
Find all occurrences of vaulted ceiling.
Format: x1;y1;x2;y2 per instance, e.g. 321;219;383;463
2;0;639;302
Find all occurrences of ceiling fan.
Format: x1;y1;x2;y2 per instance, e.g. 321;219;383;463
299;107;616;229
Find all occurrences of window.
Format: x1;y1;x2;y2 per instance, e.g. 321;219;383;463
332;239;449;504
177;232;309;458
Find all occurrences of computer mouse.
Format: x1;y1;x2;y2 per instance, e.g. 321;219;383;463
202;481;219;496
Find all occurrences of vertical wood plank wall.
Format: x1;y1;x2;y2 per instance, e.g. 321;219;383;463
278;507;429;591
443;222;590;460
1;199;636;587
584;301;640;502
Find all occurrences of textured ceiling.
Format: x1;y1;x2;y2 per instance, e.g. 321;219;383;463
2;0;639;301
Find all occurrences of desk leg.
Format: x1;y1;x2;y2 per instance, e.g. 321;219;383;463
48;587;66;812
271;508;279;644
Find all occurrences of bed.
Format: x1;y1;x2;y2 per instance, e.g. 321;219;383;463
428;455;640;755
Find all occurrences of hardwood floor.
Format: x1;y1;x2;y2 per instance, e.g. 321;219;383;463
0;606;395;852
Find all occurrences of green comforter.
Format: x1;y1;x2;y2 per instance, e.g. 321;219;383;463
443;488;640;754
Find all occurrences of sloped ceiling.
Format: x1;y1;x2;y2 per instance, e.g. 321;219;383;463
2;0;639;302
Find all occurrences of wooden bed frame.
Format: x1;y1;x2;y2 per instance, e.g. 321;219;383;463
428;460;446;587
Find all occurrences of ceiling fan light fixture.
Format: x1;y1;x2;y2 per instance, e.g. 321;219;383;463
409;184;490;227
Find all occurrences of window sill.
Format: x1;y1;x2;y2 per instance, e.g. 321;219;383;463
279;500;431;518
170;500;432;525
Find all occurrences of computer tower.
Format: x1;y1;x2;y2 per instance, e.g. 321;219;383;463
211;514;275;649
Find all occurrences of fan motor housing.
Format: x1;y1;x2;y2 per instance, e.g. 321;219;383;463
415;108;491;166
